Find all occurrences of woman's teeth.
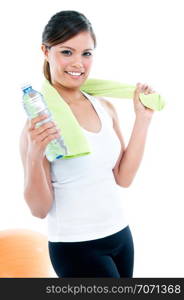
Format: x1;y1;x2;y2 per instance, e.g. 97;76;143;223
66;71;82;76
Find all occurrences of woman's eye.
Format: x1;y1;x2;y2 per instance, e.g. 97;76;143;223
61;50;72;56
61;50;92;56
83;52;92;56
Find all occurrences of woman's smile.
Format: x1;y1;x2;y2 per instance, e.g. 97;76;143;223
64;71;85;79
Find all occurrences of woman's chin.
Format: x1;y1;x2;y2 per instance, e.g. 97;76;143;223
64;77;87;87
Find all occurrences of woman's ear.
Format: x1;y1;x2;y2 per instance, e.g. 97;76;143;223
41;44;49;62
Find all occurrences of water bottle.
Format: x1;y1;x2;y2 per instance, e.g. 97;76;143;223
21;82;68;162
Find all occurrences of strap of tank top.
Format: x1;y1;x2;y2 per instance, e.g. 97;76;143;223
82;91;113;126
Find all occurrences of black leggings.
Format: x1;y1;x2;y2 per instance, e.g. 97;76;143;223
48;225;134;278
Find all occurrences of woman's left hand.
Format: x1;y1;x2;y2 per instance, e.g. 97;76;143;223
133;82;155;121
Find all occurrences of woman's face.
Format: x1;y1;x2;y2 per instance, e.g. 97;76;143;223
42;31;95;89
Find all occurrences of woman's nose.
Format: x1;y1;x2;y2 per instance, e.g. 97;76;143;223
71;61;83;68
71;55;84;68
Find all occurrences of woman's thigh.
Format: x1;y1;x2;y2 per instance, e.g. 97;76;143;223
48;241;120;278
111;226;134;277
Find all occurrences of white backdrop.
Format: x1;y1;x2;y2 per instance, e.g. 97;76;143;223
0;0;183;277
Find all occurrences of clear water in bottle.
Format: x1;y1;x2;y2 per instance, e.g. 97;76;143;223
21;83;68;161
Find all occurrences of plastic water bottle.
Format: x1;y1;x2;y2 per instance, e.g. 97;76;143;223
21;83;68;162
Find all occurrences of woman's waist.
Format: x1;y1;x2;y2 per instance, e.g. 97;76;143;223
51;171;118;188
51;181;123;212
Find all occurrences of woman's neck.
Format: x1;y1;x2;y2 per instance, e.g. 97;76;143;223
52;81;86;105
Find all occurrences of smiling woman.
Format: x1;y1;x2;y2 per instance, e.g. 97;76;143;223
20;10;136;279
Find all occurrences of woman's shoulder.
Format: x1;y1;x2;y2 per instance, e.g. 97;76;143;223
95;96;115;122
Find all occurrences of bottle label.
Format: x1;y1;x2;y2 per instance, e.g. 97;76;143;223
29;95;46;112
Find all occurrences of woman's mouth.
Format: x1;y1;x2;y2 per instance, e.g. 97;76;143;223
65;71;84;79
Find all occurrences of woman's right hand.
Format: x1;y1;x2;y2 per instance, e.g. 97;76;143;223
26;114;61;161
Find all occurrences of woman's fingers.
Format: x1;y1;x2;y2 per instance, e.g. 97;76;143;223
27;113;61;146
28;114;48;131
136;82;155;94
37;126;61;143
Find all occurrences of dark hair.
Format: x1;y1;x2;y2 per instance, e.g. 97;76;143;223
42;10;97;83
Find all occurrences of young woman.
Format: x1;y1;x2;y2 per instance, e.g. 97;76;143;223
20;10;155;278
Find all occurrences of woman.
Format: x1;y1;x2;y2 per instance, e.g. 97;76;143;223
20;10;155;278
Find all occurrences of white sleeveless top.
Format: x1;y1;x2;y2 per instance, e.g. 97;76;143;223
47;91;129;242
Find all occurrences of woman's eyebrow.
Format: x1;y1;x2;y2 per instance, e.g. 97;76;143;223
59;46;93;51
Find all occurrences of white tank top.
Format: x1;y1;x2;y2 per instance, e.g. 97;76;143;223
47;91;129;242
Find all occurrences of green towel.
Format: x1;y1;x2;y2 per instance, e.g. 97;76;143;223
41;78;165;159
81;78;165;111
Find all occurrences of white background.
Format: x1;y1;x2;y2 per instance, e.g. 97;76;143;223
0;0;183;277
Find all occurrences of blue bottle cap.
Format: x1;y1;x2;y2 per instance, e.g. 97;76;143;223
21;82;32;91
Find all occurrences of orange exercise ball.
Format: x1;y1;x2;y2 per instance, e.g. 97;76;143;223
0;228;56;278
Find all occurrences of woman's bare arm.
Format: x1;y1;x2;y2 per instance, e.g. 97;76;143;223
98;82;154;188
19;119;54;218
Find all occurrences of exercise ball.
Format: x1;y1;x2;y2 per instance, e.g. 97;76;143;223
0;229;56;277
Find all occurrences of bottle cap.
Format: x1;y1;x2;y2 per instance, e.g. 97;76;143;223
20;82;32;91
